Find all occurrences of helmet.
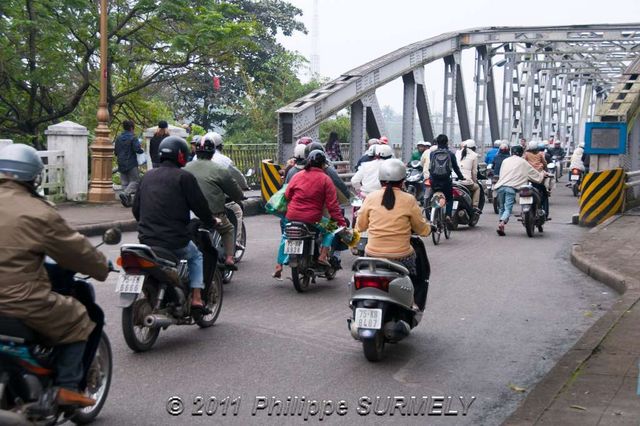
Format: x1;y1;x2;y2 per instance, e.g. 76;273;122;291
202;132;223;148
378;159;406;182
366;145;377;156
554;140;561;146
494;140;501;147
367;138;380;147
579;142;585;148
511;145;524;156
293;143;307;160
464;139;477;149
416;141;429;147
304;142;324;157
195;135;215;153
499;143;510;151
0;144;44;183
527;141;539;151
306;149;326;168
379;136;389;144
296;137;313;145
375;144;394;159
159;136;190;167
191;135;201;146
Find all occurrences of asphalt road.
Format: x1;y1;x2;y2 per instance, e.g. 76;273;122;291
89;182;616;425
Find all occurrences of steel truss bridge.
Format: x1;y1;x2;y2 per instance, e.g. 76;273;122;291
276;24;640;165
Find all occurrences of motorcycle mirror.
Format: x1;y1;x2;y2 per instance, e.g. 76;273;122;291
409;160;421;168
245;168;255;177
102;228;122;245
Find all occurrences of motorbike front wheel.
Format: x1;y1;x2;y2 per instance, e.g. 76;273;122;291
362;331;385;362
73;333;112;424
122;296;160;352
431;208;441;245
291;266;311;293
197;269;224;328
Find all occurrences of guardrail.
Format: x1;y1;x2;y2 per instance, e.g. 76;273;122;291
626;170;640;188
36;150;65;201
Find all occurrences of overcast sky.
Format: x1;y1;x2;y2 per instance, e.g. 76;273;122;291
276;0;640;113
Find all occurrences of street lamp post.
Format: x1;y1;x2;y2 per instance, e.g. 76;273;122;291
87;0;114;202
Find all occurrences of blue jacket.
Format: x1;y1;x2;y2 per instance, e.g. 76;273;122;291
485;147;499;165
114;130;143;173
492;152;511;176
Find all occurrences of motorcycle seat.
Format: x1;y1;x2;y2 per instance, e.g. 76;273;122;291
0;316;39;343
149;247;179;266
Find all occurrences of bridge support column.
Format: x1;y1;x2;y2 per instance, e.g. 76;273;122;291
402;72;417;162
350;100;366;170
362;92;386;139
414;67;435;143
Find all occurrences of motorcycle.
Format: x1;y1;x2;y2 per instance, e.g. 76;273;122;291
545;162;557;194
450;180;485;229
350;195;367;256
570;167;583;197
283;221;341;293
404;160;424;205
480;165;499;214
517;184;547;237
0;229;120;425
347;236;430;362
117;225;223;352
550;155;562;182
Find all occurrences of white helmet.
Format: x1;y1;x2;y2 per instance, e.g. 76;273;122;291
527;141;539;151
416;140;429;147
378;159;406;182
494;140;501;147
579;142;585;148
367;138;380;147
464;139;477;149
375;144;394;159
293;143;307;160
202;132;223;148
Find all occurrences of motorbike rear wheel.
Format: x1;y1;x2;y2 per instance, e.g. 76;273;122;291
572;183;579;197
291;266;311;293
197;269;224;328
524;210;535;238
362;330;385;362
493;197;499;214
234;223;247;263
122;296;160;352
468;211;480;227
73;332;112;424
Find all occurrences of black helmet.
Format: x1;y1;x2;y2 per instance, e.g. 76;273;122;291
306;149;326;168
195;136;215;153
159;136;190;167
304;141;324;157
511;145;524;156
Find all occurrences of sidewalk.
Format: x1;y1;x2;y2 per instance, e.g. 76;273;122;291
506;209;640;425
59;190;264;236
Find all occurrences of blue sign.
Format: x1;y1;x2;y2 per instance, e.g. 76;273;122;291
584;122;627;155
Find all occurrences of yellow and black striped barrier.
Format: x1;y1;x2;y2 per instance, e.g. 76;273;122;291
579;168;626;227
260;160;282;203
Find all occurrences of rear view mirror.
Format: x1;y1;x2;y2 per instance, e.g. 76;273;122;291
103;228;122;245
245;168;255;177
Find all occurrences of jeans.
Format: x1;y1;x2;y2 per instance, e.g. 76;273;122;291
171;241;204;289
497;186;517;224
120;167;140;196
55;341;86;390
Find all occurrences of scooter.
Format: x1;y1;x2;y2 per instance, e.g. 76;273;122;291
0;229;120;426
517;184;546;237
117;225;223;352
283;222;340;292
550;155;562;182
404;160;424;205
350;195;367;256
570;167;583;197
347;237;430;362
450;180;485;229
545;162;557;194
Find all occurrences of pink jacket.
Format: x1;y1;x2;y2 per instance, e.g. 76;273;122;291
285;167;346;226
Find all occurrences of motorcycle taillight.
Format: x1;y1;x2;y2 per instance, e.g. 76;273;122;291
571;168;581;175
285;226;307;239
519;187;532;197
117;252;156;273
354;275;390;292
452;187;464;198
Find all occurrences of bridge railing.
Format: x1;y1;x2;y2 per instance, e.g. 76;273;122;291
36;150;65;201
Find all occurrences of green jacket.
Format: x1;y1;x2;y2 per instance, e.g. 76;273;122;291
184;160;244;214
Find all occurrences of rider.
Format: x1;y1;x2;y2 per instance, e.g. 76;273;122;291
184;137;244;269
524;141;551;220
355;159;431;310
132;136;215;308
285;150;347;266
485;140;501;165
456;139;481;213
284;142;309;183
570;142;588;173
429;134;465;225
351;144;394;196
411;141;430;162
494;145;544;236
355;138;380;170
0;144;110;407
492;143;511;176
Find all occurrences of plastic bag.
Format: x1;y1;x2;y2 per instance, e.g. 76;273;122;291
265;184;288;216
137;152;147;166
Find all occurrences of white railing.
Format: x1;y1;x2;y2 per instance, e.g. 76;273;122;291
36;150;65;201
627;170;640;188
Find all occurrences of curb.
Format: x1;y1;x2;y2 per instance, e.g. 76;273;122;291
75;197;265;237
505;236;640;425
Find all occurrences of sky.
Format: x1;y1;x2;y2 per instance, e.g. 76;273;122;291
276;0;640;115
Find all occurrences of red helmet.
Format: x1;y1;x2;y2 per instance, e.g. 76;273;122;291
379;136;389;144
296;137;313;145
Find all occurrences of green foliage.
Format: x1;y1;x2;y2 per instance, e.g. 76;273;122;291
320;114;351;144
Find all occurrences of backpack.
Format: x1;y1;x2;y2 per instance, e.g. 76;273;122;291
429;149;452;178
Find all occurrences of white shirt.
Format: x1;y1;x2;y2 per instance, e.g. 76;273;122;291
212;151;233;168
420;145;438;178
455;149;479;183
494;156;544;190
351;159;383;195
570;147;585;171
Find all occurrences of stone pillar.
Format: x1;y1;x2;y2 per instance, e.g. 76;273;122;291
143;124;188;169
0;139;13;151
45;121;88;201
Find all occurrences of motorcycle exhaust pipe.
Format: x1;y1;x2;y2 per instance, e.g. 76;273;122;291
0;410;30;426
144;314;176;328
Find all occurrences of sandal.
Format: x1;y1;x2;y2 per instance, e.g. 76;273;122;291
272;266;283;280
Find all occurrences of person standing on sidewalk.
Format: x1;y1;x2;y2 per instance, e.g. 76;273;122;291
325;131;343;162
114;119;144;207
149;120;170;168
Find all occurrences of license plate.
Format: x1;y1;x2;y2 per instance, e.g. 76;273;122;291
519;196;533;205
354;308;382;329
115;274;144;294
571;174;580;181
284;239;304;254
452;201;459;210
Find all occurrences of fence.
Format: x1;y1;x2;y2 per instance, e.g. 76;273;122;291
37;150;65;201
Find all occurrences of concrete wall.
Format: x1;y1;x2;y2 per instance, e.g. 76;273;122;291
142;125;188;169
45;121;88;201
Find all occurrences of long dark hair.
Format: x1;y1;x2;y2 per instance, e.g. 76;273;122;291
460;146;468;160
326;131;339;149
381;182;403;210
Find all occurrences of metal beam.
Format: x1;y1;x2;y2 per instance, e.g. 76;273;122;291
402;72;417;162
443;55;457;138
455;56;472;141
350;100;366;170
474;46;488;153
414;67;435;142
361;92;387;138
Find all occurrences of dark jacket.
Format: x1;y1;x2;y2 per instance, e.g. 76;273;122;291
114;130;143;173
132;162;213;250
149;134;168;165
493;151;511;176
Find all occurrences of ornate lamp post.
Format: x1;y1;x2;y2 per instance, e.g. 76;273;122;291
88;0;114;202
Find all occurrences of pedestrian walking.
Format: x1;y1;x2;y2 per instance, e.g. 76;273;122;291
114;119;144;207
149;120;170;168
325;131;343;162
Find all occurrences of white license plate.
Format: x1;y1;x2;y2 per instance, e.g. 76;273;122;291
452;201;459;210
115;274;144;294
284;239;304;254
519;196;533;205
571;174;580;181
354;308;383;329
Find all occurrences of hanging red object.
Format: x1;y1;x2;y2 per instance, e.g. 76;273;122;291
213;76;220;91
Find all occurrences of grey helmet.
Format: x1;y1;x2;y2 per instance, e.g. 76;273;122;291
0;144;44;183
378;158;406;182
375;144;394;159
